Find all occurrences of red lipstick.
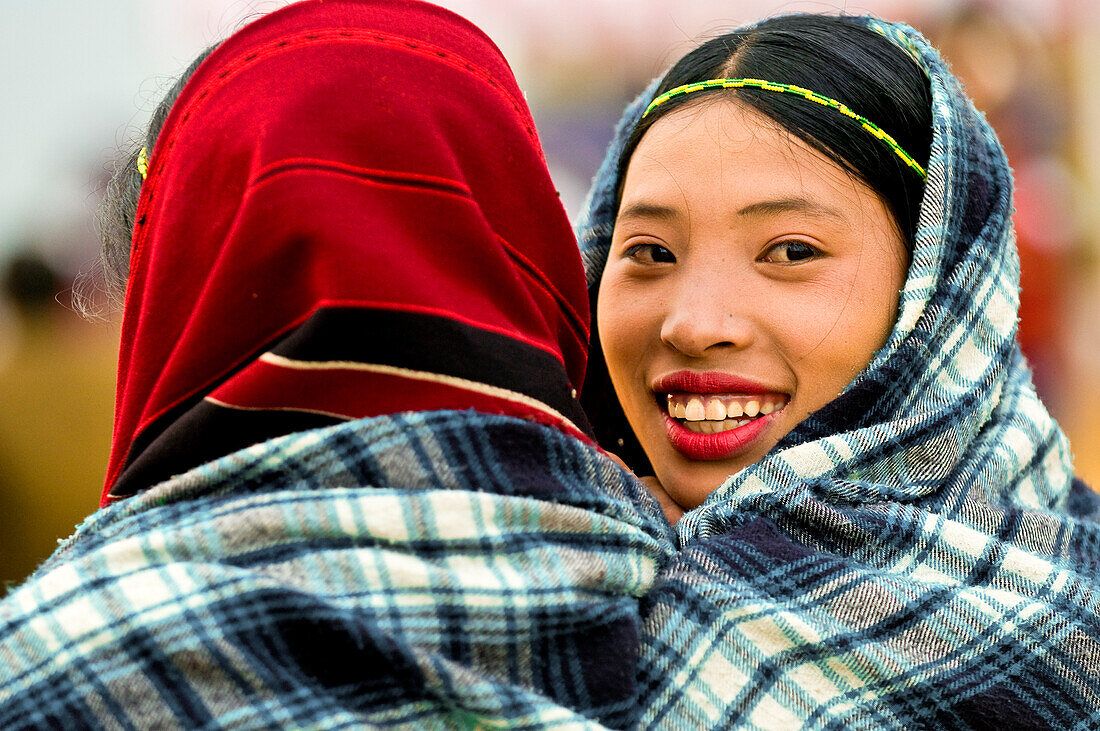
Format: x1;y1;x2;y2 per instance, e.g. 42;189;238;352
654;371;787;461
654;370;774;395
663;412;777;460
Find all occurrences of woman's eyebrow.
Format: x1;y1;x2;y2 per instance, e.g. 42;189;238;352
615;202;680;224
737;197;845;219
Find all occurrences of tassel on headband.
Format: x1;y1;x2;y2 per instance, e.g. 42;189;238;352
137;146;149;181
642;78;926;180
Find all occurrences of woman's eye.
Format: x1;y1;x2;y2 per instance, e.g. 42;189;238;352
624;243;676;264
761;240;820;264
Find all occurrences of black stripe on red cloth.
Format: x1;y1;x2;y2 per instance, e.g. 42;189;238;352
108;403;341;500
108;306;591;500
267;307;585;420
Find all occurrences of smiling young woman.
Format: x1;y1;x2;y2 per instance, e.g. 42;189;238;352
577;13;1100;727
583;14;934;517
599;98;909;510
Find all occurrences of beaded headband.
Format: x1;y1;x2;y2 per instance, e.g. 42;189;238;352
642;78;926;180
137;146;150;181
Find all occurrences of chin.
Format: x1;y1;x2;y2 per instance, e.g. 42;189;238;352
644;419;785;510
655;455;747;511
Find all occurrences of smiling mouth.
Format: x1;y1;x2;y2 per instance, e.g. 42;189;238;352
663;392;789;434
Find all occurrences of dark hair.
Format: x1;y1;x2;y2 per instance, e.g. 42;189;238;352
621;15;931;250
81;45;218;314
584;14;933;474
622;15;930;249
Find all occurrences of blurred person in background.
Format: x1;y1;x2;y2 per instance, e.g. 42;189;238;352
0;250;109;587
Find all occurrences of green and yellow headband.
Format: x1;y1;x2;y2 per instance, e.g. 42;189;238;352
642;78;926;180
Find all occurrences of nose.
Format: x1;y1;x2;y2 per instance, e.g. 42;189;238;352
659;271;756;358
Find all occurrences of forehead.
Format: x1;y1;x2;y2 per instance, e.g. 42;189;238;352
619;98;882;223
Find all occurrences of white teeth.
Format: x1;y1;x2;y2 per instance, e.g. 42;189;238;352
682;416;755;434
685;398;706;421
666;392;790;426
705;398;726;421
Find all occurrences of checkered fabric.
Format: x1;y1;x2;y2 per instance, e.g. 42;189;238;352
0;411;672;729
577;16;1100;730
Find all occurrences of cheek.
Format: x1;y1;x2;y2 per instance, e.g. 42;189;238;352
792;263;903;382
847;252;907;351
596;270;671;428
596;274;644;385
762;278;865;363
760;264;901;425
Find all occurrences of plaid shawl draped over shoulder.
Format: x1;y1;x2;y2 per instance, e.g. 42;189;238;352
0;412;672;729
577;16;1100;731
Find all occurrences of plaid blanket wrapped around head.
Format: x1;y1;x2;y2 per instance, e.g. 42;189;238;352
574;15;1100;731
0;411;673;730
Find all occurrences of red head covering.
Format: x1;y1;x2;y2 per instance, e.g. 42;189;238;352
104;0;591;506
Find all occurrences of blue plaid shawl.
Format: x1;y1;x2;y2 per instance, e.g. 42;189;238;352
576;16;1100;730
0;411;672;729
3;410;1096;730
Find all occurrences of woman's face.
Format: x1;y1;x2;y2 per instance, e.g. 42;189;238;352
598;99;909;510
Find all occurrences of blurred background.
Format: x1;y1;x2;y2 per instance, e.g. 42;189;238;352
2;0;1098;586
